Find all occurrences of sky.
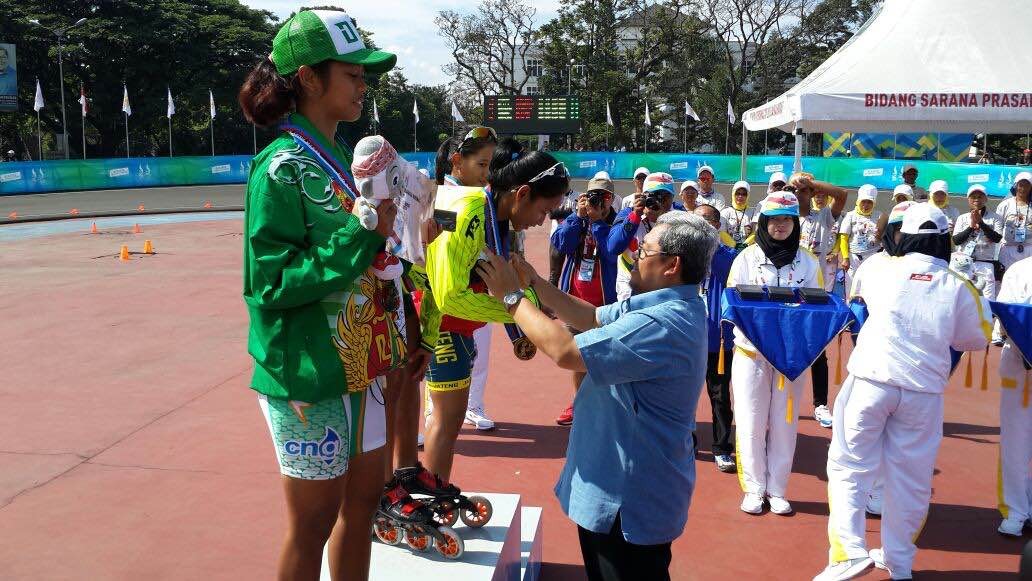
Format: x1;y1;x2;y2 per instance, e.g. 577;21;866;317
241;1;561;87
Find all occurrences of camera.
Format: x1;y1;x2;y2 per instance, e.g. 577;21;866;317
585;190;607;207
643;191;670;211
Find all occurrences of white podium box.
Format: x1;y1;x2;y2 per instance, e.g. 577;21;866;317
321;493;528;581
520;507;543;581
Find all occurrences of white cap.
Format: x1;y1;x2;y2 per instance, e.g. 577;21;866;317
967;184;987;196
892;184;913;200
680;180;698;193
697;164;714;178
903;163;918;173
768;171;787;186
901;203;949;235
732;180;751;195
1014;171;1032;185
857;184;878;202
593;170;612;181
928;179;949;195
633;167;650;179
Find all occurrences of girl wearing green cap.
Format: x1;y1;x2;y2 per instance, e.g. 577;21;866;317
239;9;406;579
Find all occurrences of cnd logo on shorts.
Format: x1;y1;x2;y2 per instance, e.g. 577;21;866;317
283;427;341;465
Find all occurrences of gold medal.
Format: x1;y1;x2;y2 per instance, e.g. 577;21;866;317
512;336;537;360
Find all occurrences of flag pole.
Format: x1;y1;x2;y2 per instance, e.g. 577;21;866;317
210;119;215;157
725;119;730;154
168;116;173;158
36;110;41;161
683;111;687;154
125;112;130;158
82;111;86;159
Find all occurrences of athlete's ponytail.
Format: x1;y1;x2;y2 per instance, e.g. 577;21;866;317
238;58;333;128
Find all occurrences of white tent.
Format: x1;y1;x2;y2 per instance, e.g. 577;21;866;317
743;0;1032;137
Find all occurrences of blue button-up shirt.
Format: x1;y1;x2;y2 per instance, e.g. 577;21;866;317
556;284;707;545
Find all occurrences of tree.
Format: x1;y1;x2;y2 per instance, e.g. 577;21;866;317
436;0;540;100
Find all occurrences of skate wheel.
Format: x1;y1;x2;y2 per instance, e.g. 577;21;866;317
460;495;493;528
434;500;459;527
434;526;464;559
404;530;431;552
372;518;402;546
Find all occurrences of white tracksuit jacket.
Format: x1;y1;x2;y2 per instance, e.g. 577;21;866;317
826;252;991;579
996;256;1032;524
727;244;823;498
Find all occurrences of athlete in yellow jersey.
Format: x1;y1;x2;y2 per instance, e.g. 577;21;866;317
419;142;569;482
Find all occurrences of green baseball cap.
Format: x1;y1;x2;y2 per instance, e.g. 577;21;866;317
270;10;397;76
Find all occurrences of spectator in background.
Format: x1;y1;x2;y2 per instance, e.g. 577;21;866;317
892;184;913;204
621;167;651;209
549;187;581;286
696;165;727;210
1022;148;1031;165
767;172;787;194
679;180;700;211
792;172;847;429
551;173;620;427
995;172;1032;270
929;180;960;230
4;150;14;162
838;184;887;293
609;172;677;300
694;204;738;473
902;163;928;201
951;185;1003;301
720;180;755;251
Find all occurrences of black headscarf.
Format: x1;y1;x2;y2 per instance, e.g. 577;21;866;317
894;221;952;262
881;221;903;256
756;214;801;269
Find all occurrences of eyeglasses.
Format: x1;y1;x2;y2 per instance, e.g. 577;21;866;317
633;246;668;262
528;162;569;184
462;126;498;144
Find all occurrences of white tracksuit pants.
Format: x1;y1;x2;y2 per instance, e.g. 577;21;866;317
821;256;838;293
998;344;1032;522
731;348;807;497
826;375;943;579
466;325;492;412
969;260;997;301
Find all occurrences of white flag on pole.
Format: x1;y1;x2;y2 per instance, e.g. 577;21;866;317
372;99;380;123
451;101;465;123
33;79;44;112
606;100;613;126
727;99;735;124
644;101;652;127
122;85;132;117
209;89;216;119
166;87;175;118
685;100;700;122
413;98;420;124
79;85;88;116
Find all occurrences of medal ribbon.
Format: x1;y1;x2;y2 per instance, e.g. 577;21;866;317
483;188;534;354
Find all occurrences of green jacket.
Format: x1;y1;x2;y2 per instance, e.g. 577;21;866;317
243;114;389;403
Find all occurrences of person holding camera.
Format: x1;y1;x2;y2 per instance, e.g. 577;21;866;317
620;167;651;209
550;173;621;426
609;172;678;300
720;181;756;251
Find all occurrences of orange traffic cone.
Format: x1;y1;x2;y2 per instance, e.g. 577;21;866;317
137;204;145;212
69;208;80;215
133;223;142;234
203;200;213;209
119;245;131;261
7;211;17;220
143;240;154;254
90;222;99;234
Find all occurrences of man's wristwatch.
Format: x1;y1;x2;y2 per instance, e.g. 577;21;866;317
503;289;526;313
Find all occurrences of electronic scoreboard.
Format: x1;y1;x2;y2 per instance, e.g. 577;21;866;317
483;95;581;134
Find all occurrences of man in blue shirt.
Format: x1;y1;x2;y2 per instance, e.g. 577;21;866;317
477;212;716;581
0;47;16;97
694;204;739;472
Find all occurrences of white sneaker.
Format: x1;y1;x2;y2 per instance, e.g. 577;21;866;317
740;493;764;514
767;495;793;515
814;405;833;428
464;407;495;431
998;517;1025;537
865;490;882;516
813;557;874;581
869;548;887;570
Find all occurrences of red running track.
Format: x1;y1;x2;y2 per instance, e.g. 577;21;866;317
0;217;1023;579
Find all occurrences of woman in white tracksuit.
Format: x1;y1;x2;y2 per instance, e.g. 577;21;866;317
837;184;887;293
815;203;991;581
995;255;1032;537
728;191;822;516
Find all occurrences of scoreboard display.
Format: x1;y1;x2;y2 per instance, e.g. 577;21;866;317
483;95;581;134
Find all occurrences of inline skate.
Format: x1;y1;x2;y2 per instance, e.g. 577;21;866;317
373;477;464;558
395;462;493;529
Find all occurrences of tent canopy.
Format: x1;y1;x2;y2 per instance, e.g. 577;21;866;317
743;0;1032;134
